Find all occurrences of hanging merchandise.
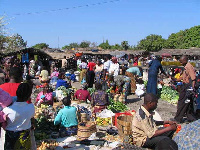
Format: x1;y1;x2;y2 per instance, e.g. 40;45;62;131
34;55;38;61
22;53;29;63
17;54;21;61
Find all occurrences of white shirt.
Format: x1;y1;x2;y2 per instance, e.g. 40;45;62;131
3;102;35;131
109;62;119;76
103;60;112;70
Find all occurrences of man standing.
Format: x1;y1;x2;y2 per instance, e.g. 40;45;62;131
173;55;197;123
61;56;67;71
132;93;178;150
87;58;96;88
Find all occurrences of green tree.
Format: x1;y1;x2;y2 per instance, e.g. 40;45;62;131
121;41;129;50
164;25;200;49
32;43;49;49
0;35;6;50
137;34;166;52
5;34;27;53
62;45;70;50
80;41;90;48
111;44;122;50
69;42;79;49
99;40;111;49
0;16;8;51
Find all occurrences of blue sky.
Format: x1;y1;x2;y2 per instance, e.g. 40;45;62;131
1;0;200;48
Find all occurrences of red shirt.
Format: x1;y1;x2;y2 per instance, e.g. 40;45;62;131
88;62;96;71
0;83;20;96
74;89;91;101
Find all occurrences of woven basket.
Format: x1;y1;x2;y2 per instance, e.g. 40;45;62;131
117;115;134;137
77;121;96;140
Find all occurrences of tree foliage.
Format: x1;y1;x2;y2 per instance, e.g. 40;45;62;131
80;41;90;48
5;34;27;52
99;40;111;49
111;44;122;50
136;34;165;52
121;41;129;50
164;26;200;49
69;42;79;49
62;45;70;50
0;16;7;35
32;43;49;49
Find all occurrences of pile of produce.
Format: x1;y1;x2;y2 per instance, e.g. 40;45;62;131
108;98;128;113
34;105;59;141
37;140;59;150
96;117;112;126
56;86;75;97
87;88;95;95
144;80;148;88
160;86;179;104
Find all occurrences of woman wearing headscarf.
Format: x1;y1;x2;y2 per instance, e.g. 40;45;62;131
36;84;53;106
91;82;109;114
39;66;49;83
74;83;91;103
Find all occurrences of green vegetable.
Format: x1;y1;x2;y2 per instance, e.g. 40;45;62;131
108;97;129;112
160;86;179;104
87;88;95;95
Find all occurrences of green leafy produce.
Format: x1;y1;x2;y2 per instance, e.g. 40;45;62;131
144;80;148;88
160;86;179;104
87;88;95;95
108;98;129;113
57;86;72;97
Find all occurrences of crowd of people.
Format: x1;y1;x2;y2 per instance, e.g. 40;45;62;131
0;53;199;149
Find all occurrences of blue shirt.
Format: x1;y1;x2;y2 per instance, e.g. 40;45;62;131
148;59;165;75
54;106;78;128
126;67;141;76
56;79;69;89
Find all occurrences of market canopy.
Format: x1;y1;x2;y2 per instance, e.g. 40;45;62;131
4;48;53;60
110;51;126;58
155;48;200;56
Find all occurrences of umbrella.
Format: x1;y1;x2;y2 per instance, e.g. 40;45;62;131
161;53;172;57
174;120;200;150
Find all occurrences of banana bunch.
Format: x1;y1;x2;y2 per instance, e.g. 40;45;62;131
174;73;181;79
96;117;111;126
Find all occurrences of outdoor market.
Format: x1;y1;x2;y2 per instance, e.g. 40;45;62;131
0;47;200;150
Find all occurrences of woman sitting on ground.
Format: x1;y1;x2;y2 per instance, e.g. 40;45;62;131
3;83;35;150
54;96;78;137
91;82;109;114
56;72;71;89
50;67;59;85
36;84;54;106
74;83;91;103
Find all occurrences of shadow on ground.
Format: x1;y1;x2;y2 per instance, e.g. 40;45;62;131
126;98;142;104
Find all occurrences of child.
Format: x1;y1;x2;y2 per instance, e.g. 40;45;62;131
54;96;78;137
135;78;145;98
